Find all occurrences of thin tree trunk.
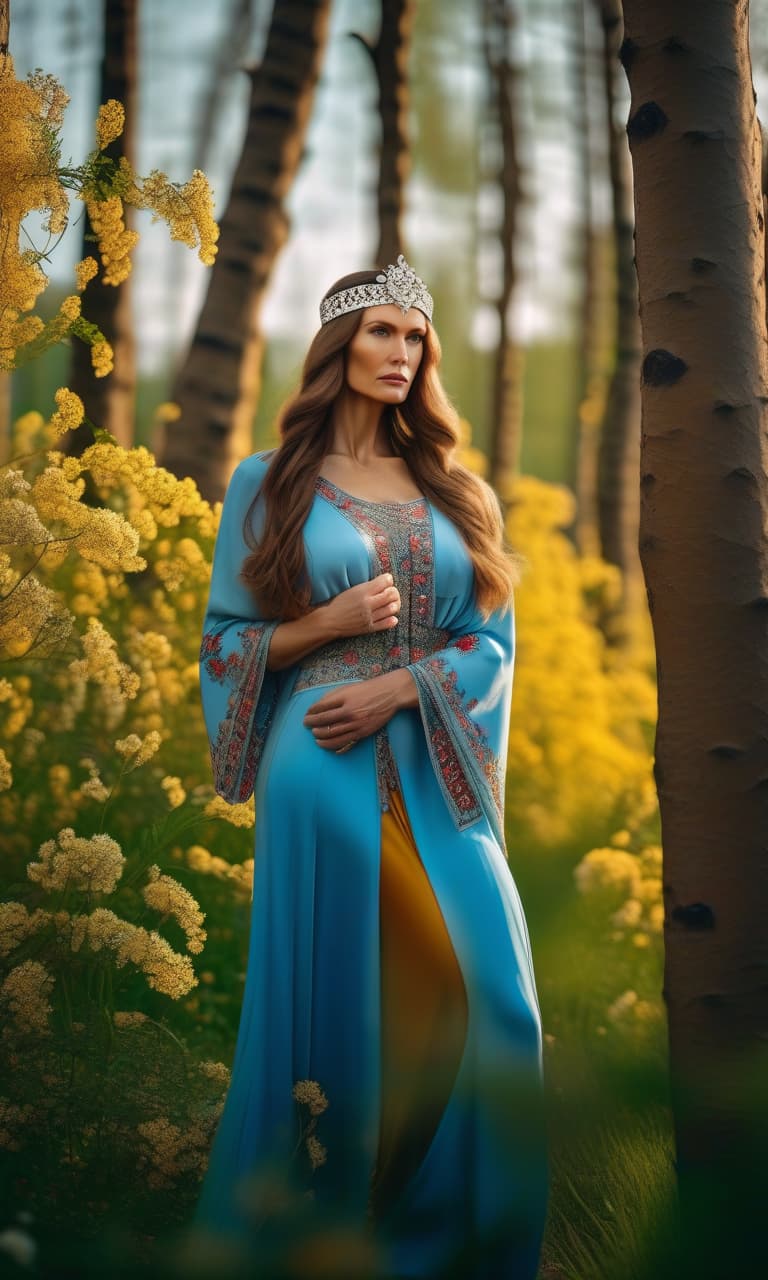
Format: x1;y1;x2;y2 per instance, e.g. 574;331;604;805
159;0;332;503
483;0;525;507
595;0;642;620
621;1;768;1270
350;0;415;267
64;0;138;455
570;0;604;558
0;6;9;460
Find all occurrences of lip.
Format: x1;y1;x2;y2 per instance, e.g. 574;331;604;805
379;375;407;384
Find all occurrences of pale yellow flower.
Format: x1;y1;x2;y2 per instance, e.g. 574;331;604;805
27;828;125;894
142;866;206;953
292;1079;329;1117
0;960;54;1035
74;256;99;291
161;775;186;809
95;99;125;150
48;387;84;438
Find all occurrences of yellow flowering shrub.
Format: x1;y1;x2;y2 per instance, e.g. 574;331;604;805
0;415;250;1230
0;53;219;376
504;474;657;846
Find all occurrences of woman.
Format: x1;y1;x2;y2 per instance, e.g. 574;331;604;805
195;255;549;1278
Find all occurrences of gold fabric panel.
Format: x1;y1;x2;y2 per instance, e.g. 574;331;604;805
369;787;469;1220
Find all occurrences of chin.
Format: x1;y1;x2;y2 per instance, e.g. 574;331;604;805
375;381;409;398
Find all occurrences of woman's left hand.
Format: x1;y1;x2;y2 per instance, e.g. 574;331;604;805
303;670;416;754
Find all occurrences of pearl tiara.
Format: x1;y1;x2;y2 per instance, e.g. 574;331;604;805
319;253;434;326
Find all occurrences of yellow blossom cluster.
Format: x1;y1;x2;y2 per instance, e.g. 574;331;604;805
606;988;663;1026
47;386;85;438
291;1079;329;1117
68;617;140;700
0;748;12;791
574;830;664;947
135;1115;211;1189
95;99;125;151
161;775;186;809
85;194;139;286
0;55;218;377
0;551;74;659
202;794;255;828
65;908;197;998
27;828;125;894
0;54;68;368
117;157;219;267
0;903;52;958
185;844;254;897
113;1010;148;1028
74;256;99;292
198;1060;231;1086
0;960;54;1036
142;865;207;954
114;729;163;769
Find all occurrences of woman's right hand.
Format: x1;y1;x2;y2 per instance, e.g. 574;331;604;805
319;573;401;640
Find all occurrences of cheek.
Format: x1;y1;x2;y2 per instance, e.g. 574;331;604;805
347;341;378;381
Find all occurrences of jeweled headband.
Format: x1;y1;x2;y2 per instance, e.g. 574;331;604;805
319;253;434;325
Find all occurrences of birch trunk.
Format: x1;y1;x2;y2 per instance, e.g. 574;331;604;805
621;0;768;1265
595;0;642;617
351;0;415;267
65;0;138;454
483;0;525;507
159;0;332;502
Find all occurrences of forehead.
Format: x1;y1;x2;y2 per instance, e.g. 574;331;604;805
361;304;427;330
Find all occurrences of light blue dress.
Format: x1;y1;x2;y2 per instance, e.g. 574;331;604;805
195;450;548;1278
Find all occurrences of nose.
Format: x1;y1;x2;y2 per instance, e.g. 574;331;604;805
389;334;410;366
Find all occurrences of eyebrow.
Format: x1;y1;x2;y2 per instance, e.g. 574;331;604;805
366;319;427;334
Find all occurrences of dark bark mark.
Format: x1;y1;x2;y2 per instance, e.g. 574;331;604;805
690;257;717;273
714;401;750;414
725;465;757;481
618;37;637;70
709;743;746;759
665;290;693;304
663;36;686;54
642;349;688;385
683;130;724;144
640;472;656;490
671;903;716;930
746;595;768;609
638;533;658;552
627;102;669;143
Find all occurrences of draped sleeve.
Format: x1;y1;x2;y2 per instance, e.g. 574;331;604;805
198;454;281;804
406;592;515;855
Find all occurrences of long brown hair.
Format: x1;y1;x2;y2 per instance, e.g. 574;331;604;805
240;268;524;621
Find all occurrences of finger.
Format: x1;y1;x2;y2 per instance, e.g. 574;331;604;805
371;597;400;617
304;700;345;725
371;572;394;589
370;585;400;604
312;722;351;745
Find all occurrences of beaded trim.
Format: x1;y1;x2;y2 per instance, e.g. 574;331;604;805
200;621;279;803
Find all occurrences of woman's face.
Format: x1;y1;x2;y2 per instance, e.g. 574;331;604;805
344;304;427;404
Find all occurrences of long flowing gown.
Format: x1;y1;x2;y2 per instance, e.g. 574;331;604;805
194;451;549;1278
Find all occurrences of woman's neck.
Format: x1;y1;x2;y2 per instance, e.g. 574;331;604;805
326;390;394;463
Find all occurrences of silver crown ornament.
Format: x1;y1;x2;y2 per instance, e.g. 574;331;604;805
319;253;434;325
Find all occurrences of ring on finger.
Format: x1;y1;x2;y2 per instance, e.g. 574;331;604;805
336;739;356;755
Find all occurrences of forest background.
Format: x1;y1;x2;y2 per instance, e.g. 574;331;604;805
2;1;768;1279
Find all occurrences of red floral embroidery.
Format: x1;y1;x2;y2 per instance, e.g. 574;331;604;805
453;633;479;654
